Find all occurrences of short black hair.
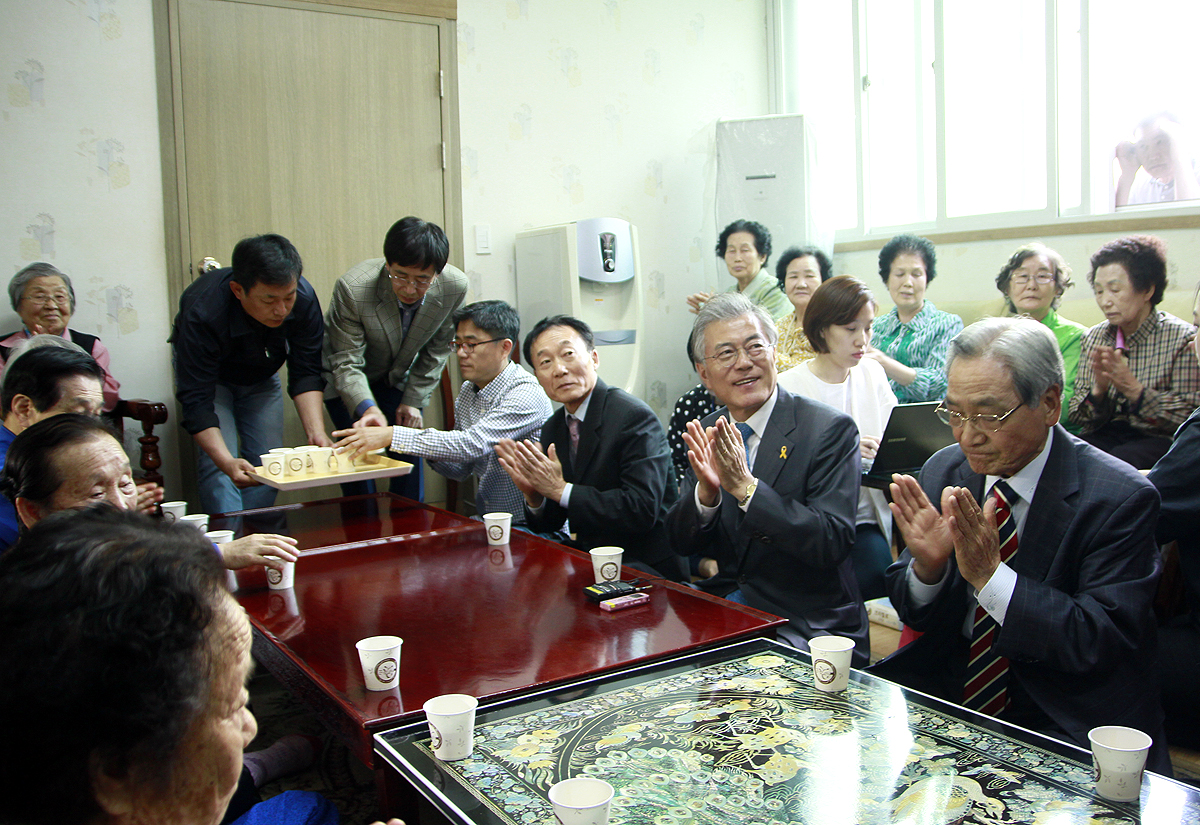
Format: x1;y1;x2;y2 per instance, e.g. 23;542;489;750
775;246;832;290
383;216;450;273
1088;235;1169;307
1;346;103;416
878;234;937;284
230;234;302;290
453;300;520;347
0;413;120;511
523;315;594;366
0;507;228;824
716;219;772;266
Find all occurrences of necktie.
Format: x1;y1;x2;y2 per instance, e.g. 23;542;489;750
963;480;1019;715
734;422;754;467
567;416;581;463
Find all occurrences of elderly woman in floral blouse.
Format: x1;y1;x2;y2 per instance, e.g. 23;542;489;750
773;245;831;371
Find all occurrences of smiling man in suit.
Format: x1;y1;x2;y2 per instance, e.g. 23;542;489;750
322;217;468;499
667;293;868;663
494;315;686;580
872;316;1169;773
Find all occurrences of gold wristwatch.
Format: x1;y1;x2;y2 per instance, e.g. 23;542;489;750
738;478;758;508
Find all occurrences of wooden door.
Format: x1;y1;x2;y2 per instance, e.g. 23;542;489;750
160;0;461;504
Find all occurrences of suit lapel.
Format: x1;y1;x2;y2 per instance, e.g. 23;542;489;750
1011;427;1075;583
374;273;403;353
573;379;606;477
753;387;796;488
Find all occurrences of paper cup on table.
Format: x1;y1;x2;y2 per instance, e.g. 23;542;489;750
179;513;210;532
260;452;284;477
356;635;402;691
809;635;855;692
548;777;614;825
423;693;478;761
483;512;512;545
1089;725;1152;801
265;556;295;590
589;547;622;584
160;500;187;522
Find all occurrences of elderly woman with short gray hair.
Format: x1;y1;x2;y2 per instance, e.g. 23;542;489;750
0;262;120;411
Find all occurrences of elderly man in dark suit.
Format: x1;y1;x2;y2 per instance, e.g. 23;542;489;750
872;316;1169;773
322;216;468;500
666;293;868;663
494;315;685;580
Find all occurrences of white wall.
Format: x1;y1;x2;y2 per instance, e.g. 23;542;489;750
1;0;181;493
456;0;771;419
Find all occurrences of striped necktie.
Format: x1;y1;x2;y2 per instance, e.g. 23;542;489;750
962;480;1019;716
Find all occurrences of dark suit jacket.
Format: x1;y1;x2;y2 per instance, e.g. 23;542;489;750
526;379;685;580
872;425;1167;768
666;387;868;663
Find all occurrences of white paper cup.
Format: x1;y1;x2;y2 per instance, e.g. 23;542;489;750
325;448;346;474
308;447;334;476
260;452;284;477
160;501;187;522
205;529;235;545
809;635;855;692
423;693;479;761
356;635;402;691
283;449;307;477
179;513;210;532
1089;725;1152;801
483;512;512;545
295;445;321;474
548;777;614;825
589;547;623;583
265;557;295;590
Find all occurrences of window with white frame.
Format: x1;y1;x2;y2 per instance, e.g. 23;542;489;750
777;0;1200;240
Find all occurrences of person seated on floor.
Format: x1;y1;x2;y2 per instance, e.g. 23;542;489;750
495;315;686;580
0;507;401;825
1;413;296;573
1068;235;1200;469
1147;320;1200;751
871;316;1170;775
0;261;121;411
778;276;897;601
667;293;868;664
773;245;832;371
332;300;551;532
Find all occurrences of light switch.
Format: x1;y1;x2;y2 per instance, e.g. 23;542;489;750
475;224;491;255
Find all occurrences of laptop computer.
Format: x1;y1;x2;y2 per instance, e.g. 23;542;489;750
862;402;956;487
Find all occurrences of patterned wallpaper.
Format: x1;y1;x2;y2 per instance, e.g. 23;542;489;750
1;0;179;490
456;0;771;420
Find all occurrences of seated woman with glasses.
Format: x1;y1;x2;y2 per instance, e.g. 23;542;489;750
778;276;898;601
0;262;121;411
994;243;1088;431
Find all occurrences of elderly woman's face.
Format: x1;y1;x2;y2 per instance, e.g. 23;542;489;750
1006;253;1058;319
45;435;137;516
18;275;71;337
723;231;766;284
784;255;823;314
886;251;928;317
129;597;257;825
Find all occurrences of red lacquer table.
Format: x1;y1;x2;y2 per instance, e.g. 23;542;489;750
214;495;784;808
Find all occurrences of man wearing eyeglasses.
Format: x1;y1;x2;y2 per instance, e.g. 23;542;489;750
331;300;549;528
322;217;468;500
495;315;686;579
871;316;1169;774
666;293;869;662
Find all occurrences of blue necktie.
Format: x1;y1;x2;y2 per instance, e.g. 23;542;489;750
734;422;753;467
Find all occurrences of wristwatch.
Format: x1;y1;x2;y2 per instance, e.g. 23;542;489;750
738;477;758;508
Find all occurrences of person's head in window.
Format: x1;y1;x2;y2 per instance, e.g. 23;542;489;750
995;242;1073;320
1087;235;1167;337
878;234;937;323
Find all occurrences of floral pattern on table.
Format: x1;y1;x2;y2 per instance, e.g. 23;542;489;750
415;652;1189;824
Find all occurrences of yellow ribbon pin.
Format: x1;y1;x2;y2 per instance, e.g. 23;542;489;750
780;446;788;460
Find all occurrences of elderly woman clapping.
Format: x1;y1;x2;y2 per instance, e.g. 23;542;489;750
0;262;121;411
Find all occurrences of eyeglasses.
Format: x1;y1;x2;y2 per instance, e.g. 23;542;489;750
704;341;774;369
452;338;504;353
388;272;434;289
1010;272;1056;285
935;404;1022;433
23;291;71;307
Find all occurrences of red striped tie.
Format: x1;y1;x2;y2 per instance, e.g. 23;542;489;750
962;481;1018;716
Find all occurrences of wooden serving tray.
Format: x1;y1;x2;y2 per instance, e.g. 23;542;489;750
249;455;412;491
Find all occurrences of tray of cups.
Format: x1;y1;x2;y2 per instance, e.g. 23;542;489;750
250;446;412;491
